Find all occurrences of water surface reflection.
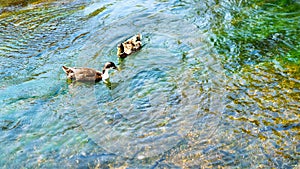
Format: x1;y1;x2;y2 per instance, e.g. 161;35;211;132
0;0;299;168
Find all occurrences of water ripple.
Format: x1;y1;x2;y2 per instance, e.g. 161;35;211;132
0;0;299;168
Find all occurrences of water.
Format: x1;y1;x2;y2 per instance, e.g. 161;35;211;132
0;0;299;168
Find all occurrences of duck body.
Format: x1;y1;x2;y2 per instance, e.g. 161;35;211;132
117;34;142;58
62;62;117;82
62;66;103;82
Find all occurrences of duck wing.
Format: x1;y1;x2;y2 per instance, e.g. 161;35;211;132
73;68;102;82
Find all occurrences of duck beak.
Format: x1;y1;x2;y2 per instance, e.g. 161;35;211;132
111;66;119;71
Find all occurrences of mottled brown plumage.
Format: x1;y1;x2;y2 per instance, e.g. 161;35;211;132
117;34;142;58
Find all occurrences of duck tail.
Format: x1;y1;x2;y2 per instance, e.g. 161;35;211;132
62;66;72;74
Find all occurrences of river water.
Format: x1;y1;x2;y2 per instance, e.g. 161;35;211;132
0;0;299;168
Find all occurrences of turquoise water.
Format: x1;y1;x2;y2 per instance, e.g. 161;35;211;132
0;0;299;168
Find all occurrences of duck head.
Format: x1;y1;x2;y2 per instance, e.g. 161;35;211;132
102;62;118;72
102;62;118;82
117;43;126;58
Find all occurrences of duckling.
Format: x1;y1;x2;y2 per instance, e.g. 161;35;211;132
117;34;142;58
62;62;118;82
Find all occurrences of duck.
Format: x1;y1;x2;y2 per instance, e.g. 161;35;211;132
117;33;142;58
62;62;118;82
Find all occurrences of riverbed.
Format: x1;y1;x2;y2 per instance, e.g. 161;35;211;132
0;0;299;168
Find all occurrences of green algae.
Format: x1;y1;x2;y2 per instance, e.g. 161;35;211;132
212;0;300;71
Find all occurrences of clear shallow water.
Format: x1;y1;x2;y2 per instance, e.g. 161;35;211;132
0;0;299;168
